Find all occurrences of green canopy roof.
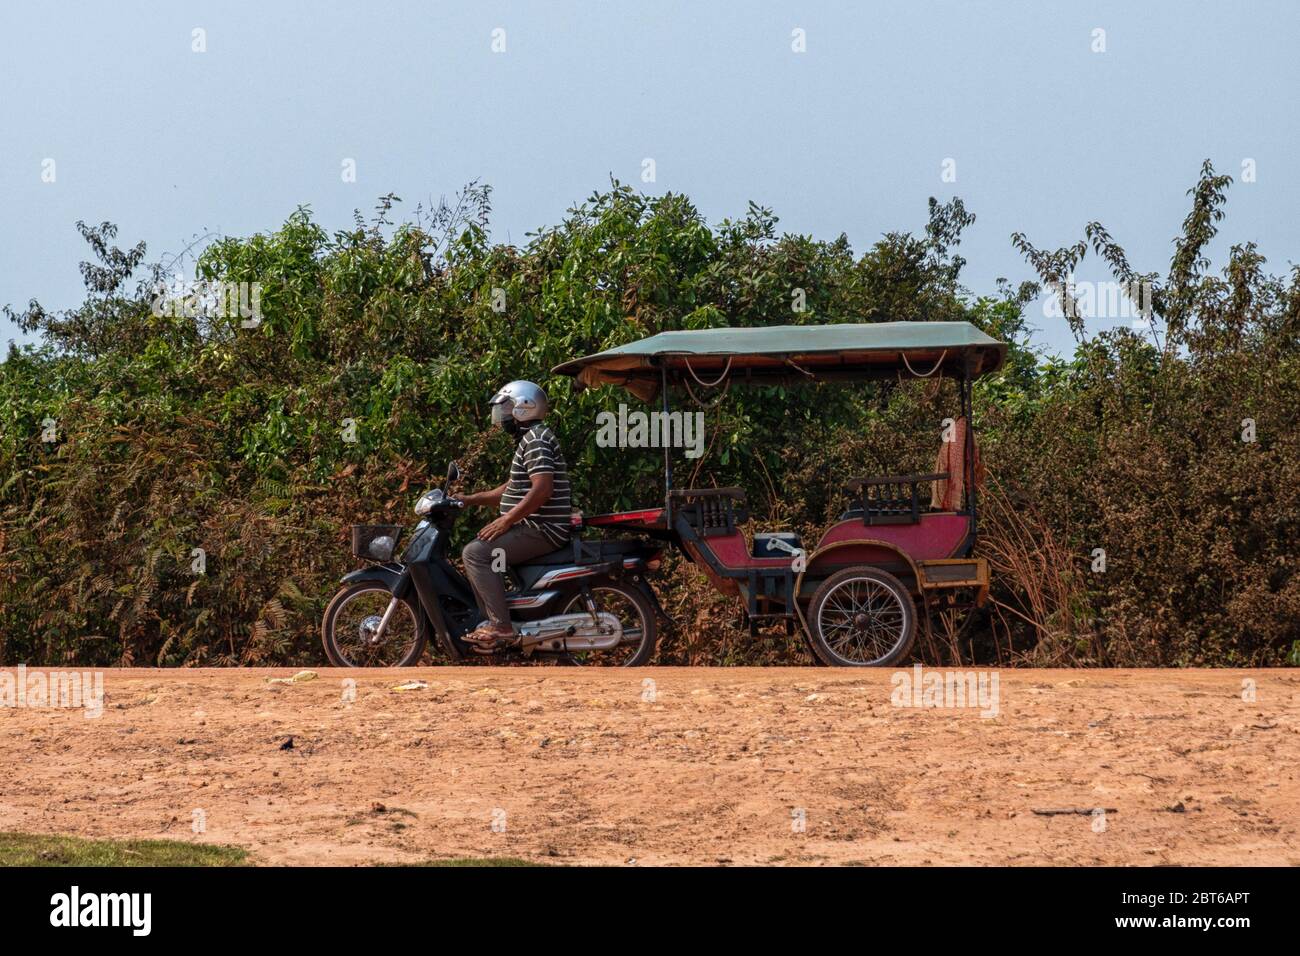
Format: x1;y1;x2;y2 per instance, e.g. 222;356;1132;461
552;321;1006;401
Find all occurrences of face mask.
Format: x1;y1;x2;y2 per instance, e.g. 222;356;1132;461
501;418;522;438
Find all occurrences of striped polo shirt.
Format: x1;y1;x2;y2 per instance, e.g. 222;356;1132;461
500;423;572;547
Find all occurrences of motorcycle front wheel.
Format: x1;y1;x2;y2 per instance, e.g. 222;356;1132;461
321;582;428;667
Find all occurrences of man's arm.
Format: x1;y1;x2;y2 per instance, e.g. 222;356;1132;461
478;473;552;541
458;482;507;509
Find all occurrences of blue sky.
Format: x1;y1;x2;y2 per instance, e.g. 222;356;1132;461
2;0;1297;356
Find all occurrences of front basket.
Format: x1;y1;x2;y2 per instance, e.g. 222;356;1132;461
351;524;403;562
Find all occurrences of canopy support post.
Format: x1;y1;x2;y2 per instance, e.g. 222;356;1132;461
661;363;673;510
962;352;978;534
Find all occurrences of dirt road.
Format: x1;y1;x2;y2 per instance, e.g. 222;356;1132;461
2;667;1296;865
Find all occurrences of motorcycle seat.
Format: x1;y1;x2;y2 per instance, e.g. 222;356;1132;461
515;537;643;569
520;545;584;568
510;538;648;591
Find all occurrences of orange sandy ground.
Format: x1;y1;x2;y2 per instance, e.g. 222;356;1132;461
1;667;1297;866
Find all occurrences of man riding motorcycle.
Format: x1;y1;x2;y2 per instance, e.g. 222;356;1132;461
456;381;572;647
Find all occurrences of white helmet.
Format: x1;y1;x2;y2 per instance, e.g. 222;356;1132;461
489;380;549;426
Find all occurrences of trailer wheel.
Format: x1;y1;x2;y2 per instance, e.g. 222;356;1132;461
806;566;916;667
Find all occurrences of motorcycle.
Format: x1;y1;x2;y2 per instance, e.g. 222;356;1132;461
321;462;668;666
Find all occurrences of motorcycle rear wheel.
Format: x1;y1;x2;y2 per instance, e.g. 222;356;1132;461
560;581;658;666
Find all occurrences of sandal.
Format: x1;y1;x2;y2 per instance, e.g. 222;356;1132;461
465;623;514;646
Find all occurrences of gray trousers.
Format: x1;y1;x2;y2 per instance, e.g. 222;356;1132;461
461;525;559;628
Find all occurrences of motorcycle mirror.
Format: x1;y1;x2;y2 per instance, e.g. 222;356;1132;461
446;461;460;483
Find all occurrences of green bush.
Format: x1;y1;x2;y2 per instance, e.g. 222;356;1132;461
2;168;1296;666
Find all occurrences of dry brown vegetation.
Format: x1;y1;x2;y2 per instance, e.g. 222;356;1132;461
3;167;1297;667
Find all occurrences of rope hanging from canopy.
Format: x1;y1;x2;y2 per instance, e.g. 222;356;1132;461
899;349;948;378
680;356;733;407
681;355;732;387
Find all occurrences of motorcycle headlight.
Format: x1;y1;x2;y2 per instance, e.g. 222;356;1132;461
414;489;444;516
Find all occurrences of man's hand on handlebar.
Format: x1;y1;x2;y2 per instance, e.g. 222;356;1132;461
458;482;507;510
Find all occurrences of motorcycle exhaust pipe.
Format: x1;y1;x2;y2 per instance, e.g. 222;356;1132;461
516;612;623;652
